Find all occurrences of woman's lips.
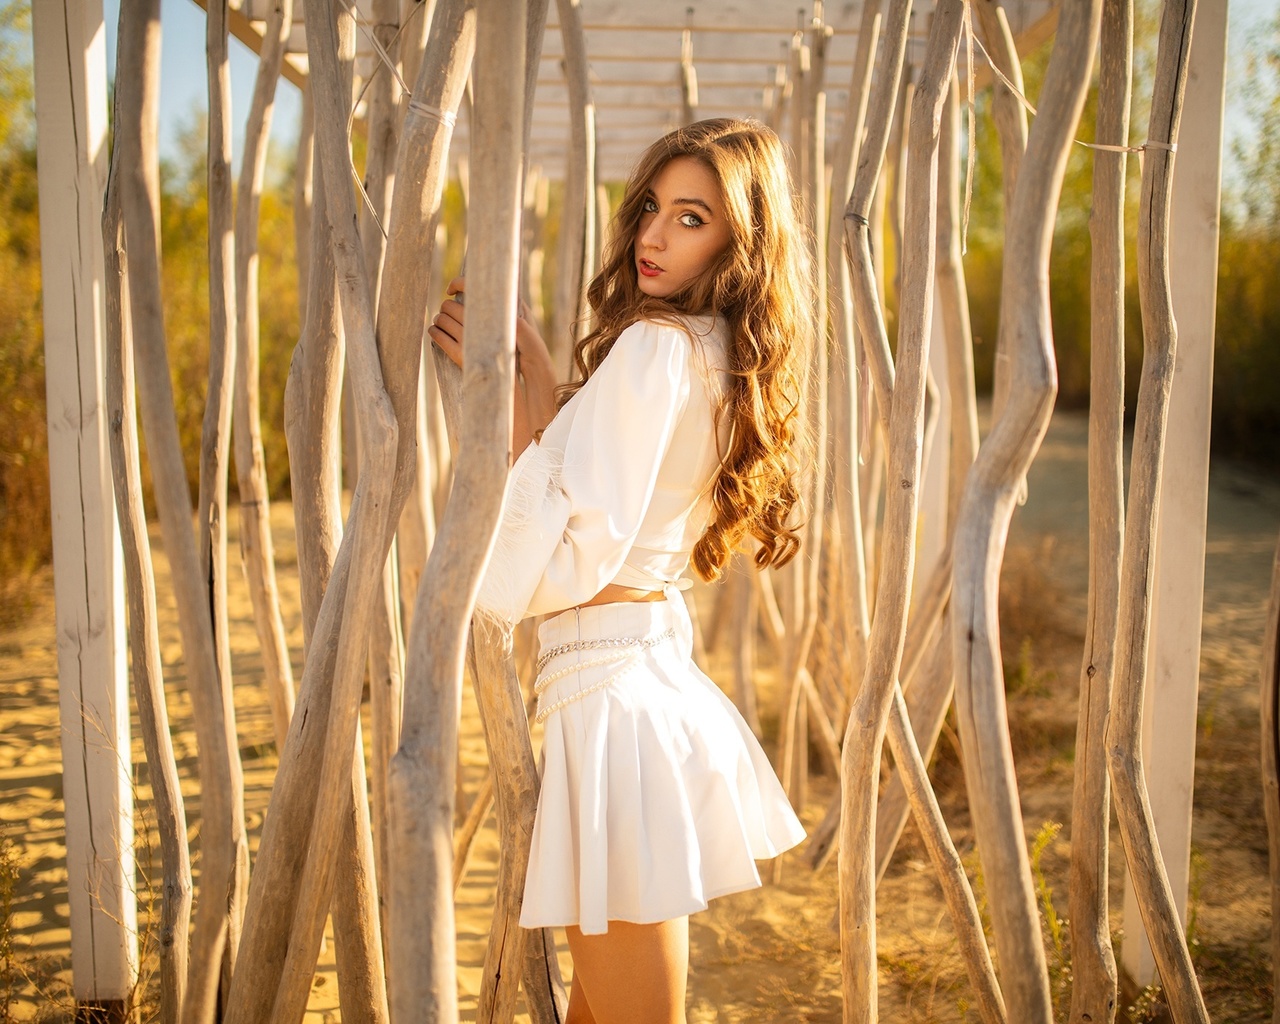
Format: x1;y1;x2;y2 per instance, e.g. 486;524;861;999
638;258;662;278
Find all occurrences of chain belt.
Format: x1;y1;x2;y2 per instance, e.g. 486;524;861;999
533;628;676;724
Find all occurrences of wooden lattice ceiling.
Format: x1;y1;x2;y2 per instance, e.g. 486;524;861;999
220;0;1060;179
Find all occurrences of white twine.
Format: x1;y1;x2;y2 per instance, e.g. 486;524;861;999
969;26;1178;167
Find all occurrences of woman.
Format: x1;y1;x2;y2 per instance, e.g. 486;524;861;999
429;117;811;1024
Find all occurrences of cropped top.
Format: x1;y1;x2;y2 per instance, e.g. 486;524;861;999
475;314;731;626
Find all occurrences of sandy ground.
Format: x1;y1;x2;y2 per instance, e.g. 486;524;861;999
1;408;1277;1021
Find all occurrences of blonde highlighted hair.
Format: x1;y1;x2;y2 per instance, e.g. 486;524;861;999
561;117;814;580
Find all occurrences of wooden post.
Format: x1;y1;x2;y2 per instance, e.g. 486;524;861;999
104;194;194;1024
973;0;1028;441
1119;0;1227;990
386;1;525;1015
555;0;596;363
949;0;1102;1018
200;10;253;988
839;1;965;1016
1261;531;1280;1024
233;0;295;754
31;1;137;1014
109;4;242;1018
826;0;878;705
1068;0;1131;1017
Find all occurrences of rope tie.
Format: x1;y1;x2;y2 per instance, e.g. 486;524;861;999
408;97;459;130
970;28;1178;161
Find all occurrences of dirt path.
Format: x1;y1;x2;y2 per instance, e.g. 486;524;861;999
1;409;1276;1021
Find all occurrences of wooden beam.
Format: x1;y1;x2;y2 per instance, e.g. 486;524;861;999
31;0;137;1007
1120;0;1228;988
190;0;309;89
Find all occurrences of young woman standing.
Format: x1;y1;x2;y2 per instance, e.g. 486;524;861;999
430;117;812;1024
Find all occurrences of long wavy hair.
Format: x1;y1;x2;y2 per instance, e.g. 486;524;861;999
559;117;813;581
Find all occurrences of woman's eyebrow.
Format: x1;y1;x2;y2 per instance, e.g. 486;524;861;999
673;197;715;214
645;189;715;216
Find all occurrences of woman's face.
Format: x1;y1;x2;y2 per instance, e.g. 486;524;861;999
633;156;733;301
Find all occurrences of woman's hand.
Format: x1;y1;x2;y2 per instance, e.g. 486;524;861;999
427;277;468;368
427;276;559;454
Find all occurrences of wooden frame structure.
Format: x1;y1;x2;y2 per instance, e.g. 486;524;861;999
30;0;1240;1020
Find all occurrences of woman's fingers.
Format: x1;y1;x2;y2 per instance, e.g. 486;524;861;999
427;322;462;367
446;275;466;297
429;303;465;368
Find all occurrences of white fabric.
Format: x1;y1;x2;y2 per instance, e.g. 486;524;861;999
520;595;806;935
474;313;805;934
476;316;729;625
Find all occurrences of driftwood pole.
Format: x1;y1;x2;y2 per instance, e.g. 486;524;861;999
555;0;596;362
838;1;964;1017
949;0;1102;1019
973;0;1029;442
110;4;240;1019
1262;531;1280;1024
1067;0;1131;1018
386;2;527;1018
249;1;408;1019
294;83;314;325
233;0;295;752
1106;1;1210;1018
103;180;192;1024
826;0;879;704
225;6;389;1022
202;0;252;993
357;0;408;934
103;102;192;1024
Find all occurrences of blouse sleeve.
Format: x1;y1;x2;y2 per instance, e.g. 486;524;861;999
475;320;692;626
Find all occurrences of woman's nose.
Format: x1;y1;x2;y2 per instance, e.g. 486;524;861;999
639;217;665;250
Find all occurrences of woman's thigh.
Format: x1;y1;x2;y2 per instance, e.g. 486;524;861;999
564;917;689;1024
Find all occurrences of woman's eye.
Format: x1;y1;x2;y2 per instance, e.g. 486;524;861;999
679;212;705;228
642;197;658;213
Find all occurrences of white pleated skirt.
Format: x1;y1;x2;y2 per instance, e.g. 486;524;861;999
519;593;806;936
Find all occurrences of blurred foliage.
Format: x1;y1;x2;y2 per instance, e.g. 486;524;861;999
0;0;47;595
958;0;1279;464
1214;9;1280;464
156;111;300;503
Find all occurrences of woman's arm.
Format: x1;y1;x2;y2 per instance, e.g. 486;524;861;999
428;276;558;460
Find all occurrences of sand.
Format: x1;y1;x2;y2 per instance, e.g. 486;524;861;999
1;407;1277;1021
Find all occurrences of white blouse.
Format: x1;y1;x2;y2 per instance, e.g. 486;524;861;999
476;315;731;626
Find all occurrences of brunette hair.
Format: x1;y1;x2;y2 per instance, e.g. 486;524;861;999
561;117;813;579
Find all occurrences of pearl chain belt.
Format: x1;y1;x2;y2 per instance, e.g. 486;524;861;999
533;628;676;724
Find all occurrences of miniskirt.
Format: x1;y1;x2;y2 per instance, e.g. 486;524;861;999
519;591;806;936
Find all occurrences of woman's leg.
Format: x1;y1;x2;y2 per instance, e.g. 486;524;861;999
564;917;689;1024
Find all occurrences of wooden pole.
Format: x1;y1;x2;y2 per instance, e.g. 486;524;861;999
31;1;137;1014
1120;0;1227;988
1261;531;1280;1024
973;0;1029;447
949;0;1103;1018
294;83;314;326
555;0;596;364
233;0;296;754
201;8;253;988
103;168;193;1024
264;0;406;1011
1107;1;1211;1016
386;2;526;1016
826;0;880;397
225;5;390;1021
1067;0;1131;1017
358;0;407;941
109;4;240;1018
838;1;965;1016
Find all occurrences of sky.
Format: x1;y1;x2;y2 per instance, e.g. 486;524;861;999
102;0;304;168
76;0;1280;187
